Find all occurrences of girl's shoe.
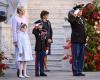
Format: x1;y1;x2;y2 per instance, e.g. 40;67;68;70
19;75;25;78
24;75;30;78
40;73;47;76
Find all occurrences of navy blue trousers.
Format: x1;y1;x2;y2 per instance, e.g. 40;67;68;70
35;51;46;75
71;43;85;75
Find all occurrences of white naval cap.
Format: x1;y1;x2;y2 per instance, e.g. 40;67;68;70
74;9;80;15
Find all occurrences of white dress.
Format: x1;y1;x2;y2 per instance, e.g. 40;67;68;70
17;31;33;61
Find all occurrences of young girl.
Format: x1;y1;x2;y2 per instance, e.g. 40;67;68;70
62;39;72;71
63;39;71;59
44;46;50;72
17;23;33;78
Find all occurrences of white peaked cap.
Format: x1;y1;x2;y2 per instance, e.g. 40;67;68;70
74;9;80;15
35;23;41;26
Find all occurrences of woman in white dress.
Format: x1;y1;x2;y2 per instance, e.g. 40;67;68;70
12;6;28;77
17;23;33;78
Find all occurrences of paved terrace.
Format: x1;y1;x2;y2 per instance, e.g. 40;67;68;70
0;69;100;80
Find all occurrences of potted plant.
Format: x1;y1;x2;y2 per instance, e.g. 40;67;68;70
83;0;100;71
0;52;8;77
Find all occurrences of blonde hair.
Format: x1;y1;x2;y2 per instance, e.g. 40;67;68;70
17;6;24;14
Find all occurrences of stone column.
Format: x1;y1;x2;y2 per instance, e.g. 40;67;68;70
0;23;12;58
0;0;11;57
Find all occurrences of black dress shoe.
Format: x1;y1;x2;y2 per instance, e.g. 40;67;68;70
40;73;47;76
73;74;79;76
35;74;40;77
79;73;85;76
17;69;19;77
73;73;85;76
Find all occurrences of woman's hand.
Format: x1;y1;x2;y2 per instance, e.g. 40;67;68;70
13;42;18;48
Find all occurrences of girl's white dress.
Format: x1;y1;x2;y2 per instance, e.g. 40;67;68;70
17;31;33;61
